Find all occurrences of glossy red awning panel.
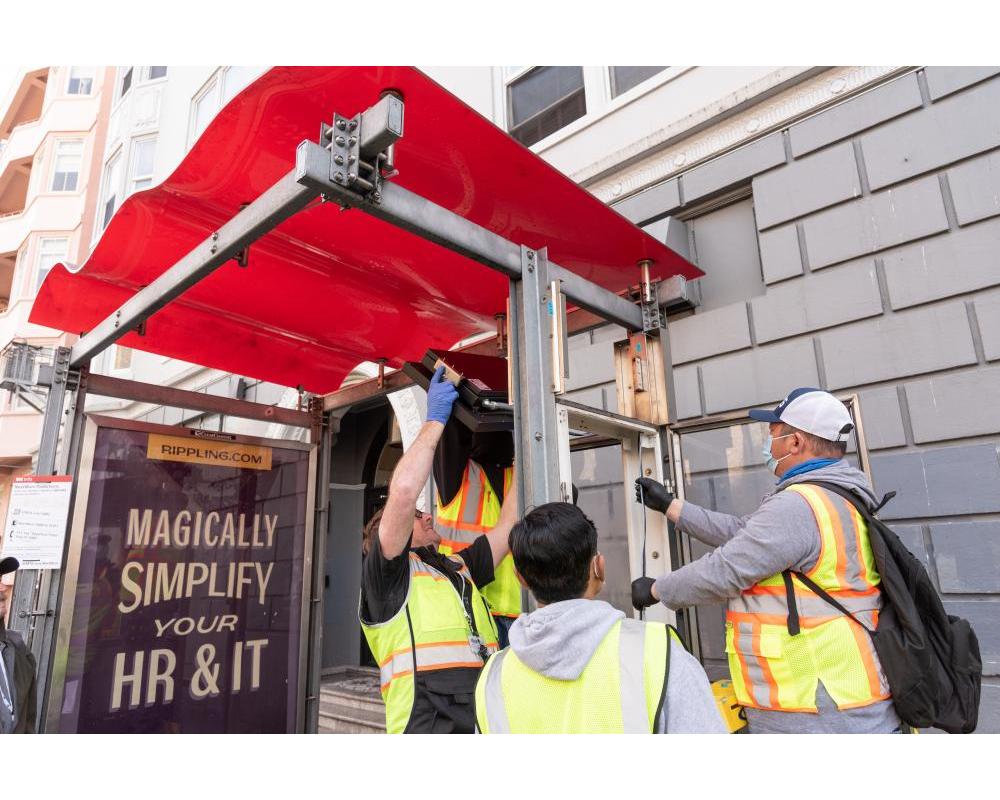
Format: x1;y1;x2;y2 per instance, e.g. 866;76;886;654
31;66;700;393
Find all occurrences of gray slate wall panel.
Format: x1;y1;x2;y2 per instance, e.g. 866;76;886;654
674;364;702;419
930;521;1000;593
860;78;1000;190
700;339;818;414
789;73;923;157
758;224;803;284
975;290;1000;361
671;304;751;365
821;302;977;390
753;142;862;230
923;66;1000;101
905;367;1000;443
683;133;786;203
858;386;907;450
871;444;1000;519
942;601;999;675
566;339;616;391
948;150;1000;226
977;683;1000;734
802;175;948;269
893;524;931;570
614;178;682;224
883;219;1000;310
750;259;883;343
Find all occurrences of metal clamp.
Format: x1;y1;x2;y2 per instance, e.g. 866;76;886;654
320;94;405;206
18;608;54;619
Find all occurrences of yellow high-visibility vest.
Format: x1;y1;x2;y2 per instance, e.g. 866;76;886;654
475;619;675;733
726;483;891;713
437;462;520;617
361;551;499;734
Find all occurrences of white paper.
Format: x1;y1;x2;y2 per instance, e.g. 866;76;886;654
1;476;73;569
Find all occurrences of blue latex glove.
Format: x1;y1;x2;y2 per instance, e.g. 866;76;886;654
426;365;458;425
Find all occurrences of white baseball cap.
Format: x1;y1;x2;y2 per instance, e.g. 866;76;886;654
749;388;854;442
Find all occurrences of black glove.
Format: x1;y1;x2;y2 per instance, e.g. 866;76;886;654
631;576;658;611
634;477;673;514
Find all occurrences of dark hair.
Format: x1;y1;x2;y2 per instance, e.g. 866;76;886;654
779;423;848;458
362;508;384;557
509;502;597;604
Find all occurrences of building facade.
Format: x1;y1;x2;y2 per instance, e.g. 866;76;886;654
0;65;113;534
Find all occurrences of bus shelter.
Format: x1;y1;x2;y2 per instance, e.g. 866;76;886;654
15;66;701;732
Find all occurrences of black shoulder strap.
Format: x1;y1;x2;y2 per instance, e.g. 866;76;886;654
654;624;673;733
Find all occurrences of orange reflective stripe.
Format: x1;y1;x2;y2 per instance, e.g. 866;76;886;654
742;583;879;599
814;486;851;589
411;571;449;582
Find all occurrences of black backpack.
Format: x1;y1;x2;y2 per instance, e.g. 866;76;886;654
779;480;982;733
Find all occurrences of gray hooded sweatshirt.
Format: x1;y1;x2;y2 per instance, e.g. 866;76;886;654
653;459;901;733
505;598;726;733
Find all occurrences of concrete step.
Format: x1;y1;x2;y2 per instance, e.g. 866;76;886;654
319;665;386;734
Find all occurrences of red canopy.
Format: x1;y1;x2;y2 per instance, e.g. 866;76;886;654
31;67;700;393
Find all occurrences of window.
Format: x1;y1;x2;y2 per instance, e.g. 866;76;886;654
35;237;68;291
507;66;586;147
50;140;82;192
100;153;123;230
221;65;262;105
610;66;668;98
113;345;133;371
118;67;134;100
145;66;167;81
67;67;94;96
129;137;156;193
191;77;221;144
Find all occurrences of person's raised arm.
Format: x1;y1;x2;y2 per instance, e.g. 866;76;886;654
485;479;518;568
635;478;747;546
378;367;457;559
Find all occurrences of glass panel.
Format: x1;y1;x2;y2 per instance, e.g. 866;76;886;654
572;443;633;615
36;237;68;290
131;138;156;184
193;81;220;140
677;421;773;680
119;67;133;99
102;155;122;229
508;66;586;147
52;140;82;192
68;67;94;95
611;66;667;97
147;66;167;80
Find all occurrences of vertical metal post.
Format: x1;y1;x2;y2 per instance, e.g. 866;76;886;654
509;246;560;513
9;346;71;649
305;405;334;733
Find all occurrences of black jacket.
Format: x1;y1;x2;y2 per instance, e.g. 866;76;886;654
0;622;37;734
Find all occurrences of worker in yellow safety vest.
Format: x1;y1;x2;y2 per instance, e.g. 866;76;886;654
359;367;519;733
632;388;903;733
433;422;520;645
475;502;725;733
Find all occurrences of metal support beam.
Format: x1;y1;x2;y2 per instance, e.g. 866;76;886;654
305;404;333;732
509;247;561;512
69;171;320;368
81;372;314;428
295;140;644;332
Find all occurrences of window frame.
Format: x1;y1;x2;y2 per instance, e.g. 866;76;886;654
49;138;84;193
117;66;134;101
188;71;223;149
34;235;70;293
142;66;168;83
505;66;588;149
608;66;670;99
98;148;124;234
65;66;95;97
128;135;157;195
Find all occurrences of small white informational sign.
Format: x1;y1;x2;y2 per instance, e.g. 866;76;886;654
1;475;73;570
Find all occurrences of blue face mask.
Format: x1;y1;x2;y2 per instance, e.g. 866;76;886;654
762;433;795;475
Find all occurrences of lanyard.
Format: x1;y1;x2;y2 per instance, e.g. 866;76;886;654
0;645;14;717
